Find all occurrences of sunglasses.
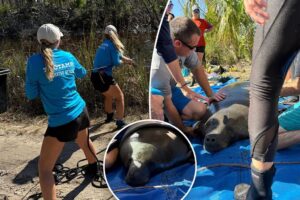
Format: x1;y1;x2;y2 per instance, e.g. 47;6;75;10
193;9;200;13
177;39;197;50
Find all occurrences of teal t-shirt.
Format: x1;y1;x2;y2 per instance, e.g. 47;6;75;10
93;39;122;76
25;49;86;127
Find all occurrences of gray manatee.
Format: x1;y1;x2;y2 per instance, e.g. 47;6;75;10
194;82;250;152
119;121;194;186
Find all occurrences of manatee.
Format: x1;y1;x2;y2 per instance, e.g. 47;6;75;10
119;121;194;186
194;82;250;152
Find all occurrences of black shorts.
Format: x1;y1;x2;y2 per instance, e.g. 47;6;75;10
45;107;90;142
195;46;206;64
91;71;116;93
195;46;205;53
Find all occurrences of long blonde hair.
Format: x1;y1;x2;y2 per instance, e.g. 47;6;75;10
106;30;125;55
40;40;55;81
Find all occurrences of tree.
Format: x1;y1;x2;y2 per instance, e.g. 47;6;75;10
177;0;255;63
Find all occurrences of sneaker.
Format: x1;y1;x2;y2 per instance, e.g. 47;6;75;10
116;120;127;129
85;162;98;177
105;112;114;123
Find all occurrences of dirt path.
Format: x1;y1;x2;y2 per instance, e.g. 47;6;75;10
0;113;147;200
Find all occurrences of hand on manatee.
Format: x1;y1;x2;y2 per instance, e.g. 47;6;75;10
207;92;226;104
244;0;269;25
181;85;208;102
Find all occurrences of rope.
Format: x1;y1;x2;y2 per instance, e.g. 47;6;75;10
197;161;300;172
24;126;108;199
113;184;175;193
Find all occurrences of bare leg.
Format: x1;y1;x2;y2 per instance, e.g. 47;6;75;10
150;94;164;120
102;91;113;114
39;136;64;200
75;128;97;164
277;129;300;150
111;84;125;120
181;100;207;121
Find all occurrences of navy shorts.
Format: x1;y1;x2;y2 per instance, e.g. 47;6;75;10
195;46;206;63
45;107;90;142
91;71;116;93
171;87;191;114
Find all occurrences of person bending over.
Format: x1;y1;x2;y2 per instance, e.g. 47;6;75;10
151;17;225;136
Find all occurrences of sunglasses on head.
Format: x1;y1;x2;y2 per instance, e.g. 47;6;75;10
177;39;197;50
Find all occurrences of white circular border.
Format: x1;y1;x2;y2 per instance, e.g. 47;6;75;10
103;119;198;200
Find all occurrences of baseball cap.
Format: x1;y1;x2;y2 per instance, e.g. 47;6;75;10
105;25;118;35
37;24;63;44
192;5;199;11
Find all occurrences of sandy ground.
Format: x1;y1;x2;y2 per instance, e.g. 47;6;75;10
0;112;147;200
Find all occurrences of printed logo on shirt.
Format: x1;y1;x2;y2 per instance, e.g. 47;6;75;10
43;62;75;77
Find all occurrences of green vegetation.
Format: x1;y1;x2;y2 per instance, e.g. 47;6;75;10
1;34;152;117
0;0;166;116
178;0;255;64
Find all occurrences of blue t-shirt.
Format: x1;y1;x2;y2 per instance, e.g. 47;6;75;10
25;49;86;127
93;39;122;76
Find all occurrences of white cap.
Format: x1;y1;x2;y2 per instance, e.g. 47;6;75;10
37;23;63;44
192;5;199;11
105;25;117;35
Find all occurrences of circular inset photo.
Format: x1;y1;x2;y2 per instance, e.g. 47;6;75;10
103;119;197;200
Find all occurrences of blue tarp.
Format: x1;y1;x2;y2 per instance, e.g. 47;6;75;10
186;78;300;199
107;78;300;199
186;139;300;200
106;162;195;200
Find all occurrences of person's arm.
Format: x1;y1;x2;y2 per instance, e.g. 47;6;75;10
111;49;122;67
25;59;39;100
72;54;87;78
191;64;226;103
157;16;202;100
164;96;195;136
204;21;213;33
166;60;204;101
244;0;269;25
156;17;186;86
280;77;300;96
121;55;133;64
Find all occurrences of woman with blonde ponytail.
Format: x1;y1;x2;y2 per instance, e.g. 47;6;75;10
25;24;98;200
91;25;133;129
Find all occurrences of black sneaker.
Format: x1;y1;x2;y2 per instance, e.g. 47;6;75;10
105;112;114;123
116;120;127;129
84;162;98;177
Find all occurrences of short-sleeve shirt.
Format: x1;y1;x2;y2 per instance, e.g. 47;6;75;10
150;49;200;96
192;18;212;47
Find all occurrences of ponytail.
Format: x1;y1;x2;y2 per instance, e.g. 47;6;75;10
106;30;125;55
40;40;55;81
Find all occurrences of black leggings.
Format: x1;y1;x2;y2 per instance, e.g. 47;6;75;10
249;0;300;162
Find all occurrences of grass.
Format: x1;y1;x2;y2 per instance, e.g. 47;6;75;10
0;32;151;117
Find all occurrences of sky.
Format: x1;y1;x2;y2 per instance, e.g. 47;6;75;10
171;0;207;18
